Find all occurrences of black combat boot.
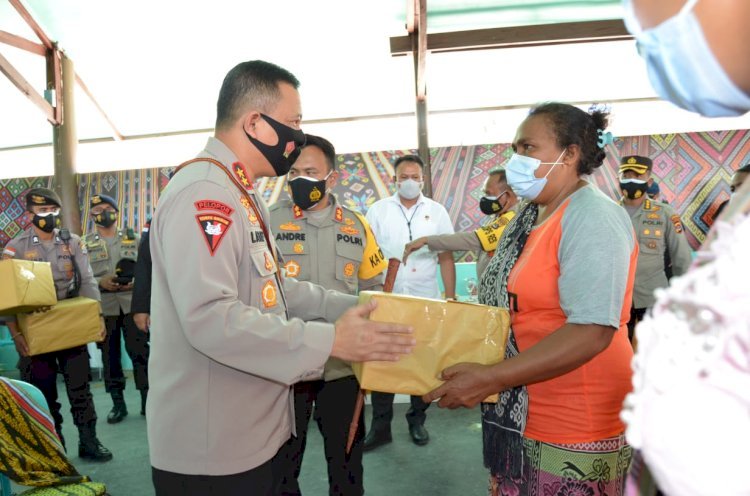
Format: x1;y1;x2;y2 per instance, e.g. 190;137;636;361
78;423;113;462
140;388;148;416
107;389;128;424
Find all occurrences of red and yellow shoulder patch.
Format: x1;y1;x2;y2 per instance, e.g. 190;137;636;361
232;162;252;189
196;214;232;256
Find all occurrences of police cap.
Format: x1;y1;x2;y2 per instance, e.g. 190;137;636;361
619;155;653;175
25;188;62;210
90;194;119;211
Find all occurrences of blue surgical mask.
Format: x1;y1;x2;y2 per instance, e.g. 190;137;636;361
623;0;750;117
505;151;565;201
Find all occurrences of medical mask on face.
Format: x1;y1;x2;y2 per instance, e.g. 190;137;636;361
31;211;60;233
505;151;565;201
623;0;750;117
288;172;331;210
479;191;508;215
620;178;649;200
397;179;423;200
245;114;307;176
94;211;117;228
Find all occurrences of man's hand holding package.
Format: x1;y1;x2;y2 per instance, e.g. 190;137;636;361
332;299;414;362
423;362;497;409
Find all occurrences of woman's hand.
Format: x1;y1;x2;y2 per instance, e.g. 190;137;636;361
402;237;428;264
423;362;499;409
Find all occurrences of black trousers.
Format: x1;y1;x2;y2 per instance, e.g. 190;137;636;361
370;391;429;433
153;450;283;496
627;307;648;342
18;345;97;436
278;376;365;496
100;310;150;392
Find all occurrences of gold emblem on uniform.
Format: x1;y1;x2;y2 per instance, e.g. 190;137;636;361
284;260;301;278
627;157;637;164
344;218;355;226
248;211;258;224
340;226;360;236
643;229;651;235
647;213;660;219
264;252;275;272
647;241;657;249
343;262;355;277
31;195;46;204
309;187;322;202
280;222;301;231
293;242;304;254
261;280;277;308
91;195;102;204
655;229;662;237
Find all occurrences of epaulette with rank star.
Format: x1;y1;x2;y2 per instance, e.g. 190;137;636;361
334;206;344;223
293;204;304;219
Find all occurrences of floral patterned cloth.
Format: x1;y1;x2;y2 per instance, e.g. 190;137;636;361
490;435;632;496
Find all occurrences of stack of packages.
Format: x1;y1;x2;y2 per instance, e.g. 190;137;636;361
0;259;101;355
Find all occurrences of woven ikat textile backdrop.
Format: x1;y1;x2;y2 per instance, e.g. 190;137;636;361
1;130;748;254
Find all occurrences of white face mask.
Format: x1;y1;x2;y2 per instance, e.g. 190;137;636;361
505;150;565;201
623;0;750;117
397;179;423;200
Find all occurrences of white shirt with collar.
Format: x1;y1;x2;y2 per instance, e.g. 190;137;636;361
365;192;454;298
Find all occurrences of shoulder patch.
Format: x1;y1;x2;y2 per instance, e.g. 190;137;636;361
196;213;232;256
670;214;683;234
195;199;235;216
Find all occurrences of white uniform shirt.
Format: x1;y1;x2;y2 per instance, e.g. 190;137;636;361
366;193;454;298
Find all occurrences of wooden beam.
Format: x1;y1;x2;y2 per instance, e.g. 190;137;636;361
9;0;54;50
390;19;632;55
414;0;427;100
0;30;45;56
0;50;56;124
48;49;63;125
75;73;124;141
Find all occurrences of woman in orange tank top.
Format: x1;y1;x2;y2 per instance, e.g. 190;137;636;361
424;103;637;496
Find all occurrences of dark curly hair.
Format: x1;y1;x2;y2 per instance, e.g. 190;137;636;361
528;102;609;176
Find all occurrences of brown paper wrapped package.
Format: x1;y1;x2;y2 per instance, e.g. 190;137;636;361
352;291;509;401
17;297;102;356
0;259;57;315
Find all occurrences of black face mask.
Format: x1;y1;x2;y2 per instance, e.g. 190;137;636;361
245;114;306;177
94;211;117;228
620;179;649;200
288;174;330;210
32;212;59;233
479;192;507;216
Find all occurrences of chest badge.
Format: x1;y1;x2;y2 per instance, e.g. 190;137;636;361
284;260;301;278
343;262;355;277
293;242;304;254
261;280;277;308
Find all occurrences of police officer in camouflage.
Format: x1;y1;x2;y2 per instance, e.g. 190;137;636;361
270;134;387;496
2;188;113;461
84;194;150;423
618;156;692;341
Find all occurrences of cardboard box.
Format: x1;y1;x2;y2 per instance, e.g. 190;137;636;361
0;259;57;315
352;291;509;398
17;297;102;356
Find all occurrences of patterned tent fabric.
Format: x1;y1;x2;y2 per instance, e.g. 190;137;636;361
1;130;748;253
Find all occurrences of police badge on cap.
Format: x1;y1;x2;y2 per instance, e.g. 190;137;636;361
25;188;62;210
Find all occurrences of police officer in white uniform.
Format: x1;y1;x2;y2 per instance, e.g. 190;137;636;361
270;134;387;496
85;193;149;422
147;60;414;495
2;188;112;461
